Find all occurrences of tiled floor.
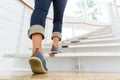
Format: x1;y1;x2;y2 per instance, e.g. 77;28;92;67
0;71;120;80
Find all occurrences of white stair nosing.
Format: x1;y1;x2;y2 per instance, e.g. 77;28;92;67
80;37;120;42
44;37;119;47
67;43;120;48
33;43;120;49
60;27;111;44
87;27;112;37
61;33;113;45
88;31;112;37
59;38;120;46
3;52;120;58
85;34;113;39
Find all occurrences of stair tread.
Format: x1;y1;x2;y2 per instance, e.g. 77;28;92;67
80;37;120;42
66;43;120;48
3;52;120;58
61;37;119;45
84;34;113;39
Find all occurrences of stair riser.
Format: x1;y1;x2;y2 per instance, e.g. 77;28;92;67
3;57;120;72
43;46;120;53
60;40;120;46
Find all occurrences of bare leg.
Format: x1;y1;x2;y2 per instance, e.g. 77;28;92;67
29;34;47;74
32;33;44;57
52;37;60;47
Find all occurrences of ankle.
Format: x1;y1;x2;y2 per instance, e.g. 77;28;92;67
52;44;59;48
53;37;59;47
51;45;60;51
33;47;42;51
32;48;44;55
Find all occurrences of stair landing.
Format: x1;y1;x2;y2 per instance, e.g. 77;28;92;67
0;71;120;80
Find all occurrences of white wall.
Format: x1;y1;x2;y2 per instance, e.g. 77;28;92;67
0;0;24;54
0;0;26;71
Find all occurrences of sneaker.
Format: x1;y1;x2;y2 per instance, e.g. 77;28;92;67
29;48;48;74
51;45;62;54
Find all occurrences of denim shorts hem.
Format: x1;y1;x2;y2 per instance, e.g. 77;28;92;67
51;32;62;41
28;25;45;39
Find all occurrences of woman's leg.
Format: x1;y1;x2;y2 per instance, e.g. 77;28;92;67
29;0;51;73
32;34;44;56
50;0;67;56
28;0;51;56
52;0;67;47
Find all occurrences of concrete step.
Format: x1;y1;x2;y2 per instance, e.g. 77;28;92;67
3;52;120;59
87;27;112;37
61;28;112;44
43;34;120;47
28;40;120;53
29;44;120;53
67;38;120;45
43;38;120;47
80;37;120;42
3;53;120;72
26;46;120;53
62;43;120;48
84;34;113;39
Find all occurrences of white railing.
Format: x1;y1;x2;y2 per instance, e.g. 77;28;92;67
19;0;111;43
109;0;120;37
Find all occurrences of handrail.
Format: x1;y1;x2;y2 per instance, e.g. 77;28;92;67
19;0;33;10
19;0;110;27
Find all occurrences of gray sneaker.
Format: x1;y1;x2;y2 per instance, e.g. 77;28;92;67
29;48;48;74
49;45;62;57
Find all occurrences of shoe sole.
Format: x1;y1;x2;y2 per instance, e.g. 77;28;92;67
29;57;47;74
51;51;58;54
49;51;58;57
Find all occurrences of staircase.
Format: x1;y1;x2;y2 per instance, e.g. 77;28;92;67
3;23;120;72
1;0;120;72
